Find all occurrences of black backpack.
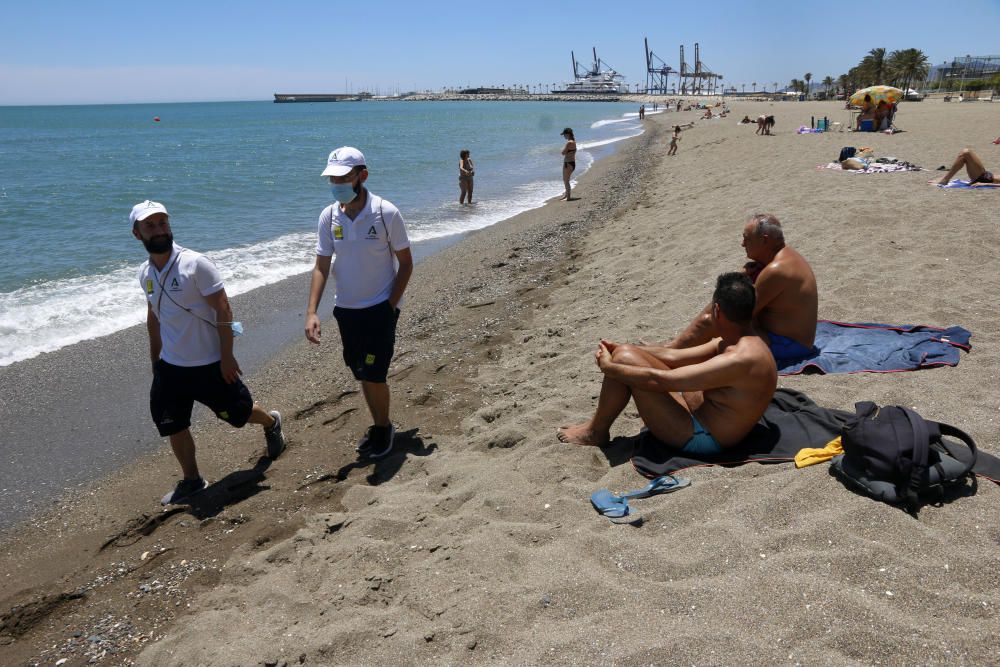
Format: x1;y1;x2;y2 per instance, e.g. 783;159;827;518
830;402;977;512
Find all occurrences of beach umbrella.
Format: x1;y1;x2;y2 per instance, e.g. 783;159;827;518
849;85;904;107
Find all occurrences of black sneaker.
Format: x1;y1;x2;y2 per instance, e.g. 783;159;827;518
357;424;396;459
160;477;207;506
264;410;286;459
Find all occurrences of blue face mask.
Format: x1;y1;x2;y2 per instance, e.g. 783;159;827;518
331;182;358;203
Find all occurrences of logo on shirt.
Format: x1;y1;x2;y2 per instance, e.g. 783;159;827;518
366;225;378;239
146;279;154;295
169;277;181;291
334;225;344;240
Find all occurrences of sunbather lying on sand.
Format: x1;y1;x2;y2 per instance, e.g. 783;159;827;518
662;214;818;360
557;273;777;454
932;148;999;186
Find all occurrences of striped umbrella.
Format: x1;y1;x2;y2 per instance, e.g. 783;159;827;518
850;85;905;107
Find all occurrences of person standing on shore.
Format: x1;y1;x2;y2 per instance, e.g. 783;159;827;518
459;149;475;205
131;200;286;506
560;128;577;201
668;125;681;155
305;147;414;459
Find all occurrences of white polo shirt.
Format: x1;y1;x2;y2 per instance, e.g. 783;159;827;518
138;243;225;367
316;192;410;309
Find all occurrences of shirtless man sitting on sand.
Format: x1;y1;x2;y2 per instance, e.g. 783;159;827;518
557;273;777;454
665;213;817;361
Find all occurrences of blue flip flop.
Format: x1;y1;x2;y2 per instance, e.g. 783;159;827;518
590;489;641;524
619;475;690;499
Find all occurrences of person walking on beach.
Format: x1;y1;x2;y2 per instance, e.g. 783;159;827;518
557;273;777;454
459;149;475;205
305;147;414;459
560;128;577;201
131;200;286;506
668;125;681;155
639;104;645;120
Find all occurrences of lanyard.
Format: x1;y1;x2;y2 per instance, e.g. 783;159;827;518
154;250;183;320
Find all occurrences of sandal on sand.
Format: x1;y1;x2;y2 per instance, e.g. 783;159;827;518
590;489;642;525
619;475;690;499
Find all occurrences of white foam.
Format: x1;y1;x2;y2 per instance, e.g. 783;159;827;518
576;129;644;150
407;180;566;243
0;233;316;367
591;117;634;128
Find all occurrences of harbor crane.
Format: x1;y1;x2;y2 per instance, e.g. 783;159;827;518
643;37;674;94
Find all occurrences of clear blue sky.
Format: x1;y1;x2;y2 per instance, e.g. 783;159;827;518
2;0;997;105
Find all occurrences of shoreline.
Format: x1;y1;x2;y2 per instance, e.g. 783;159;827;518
3;101;999;665
0;109;662;664
0;116;648;535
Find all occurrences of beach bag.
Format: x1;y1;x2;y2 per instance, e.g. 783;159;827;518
831;402;977;512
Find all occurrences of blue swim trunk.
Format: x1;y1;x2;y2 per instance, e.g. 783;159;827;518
768;333;816;361
681;414;722;456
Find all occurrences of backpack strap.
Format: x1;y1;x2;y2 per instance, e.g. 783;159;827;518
935;422;978;477
900;407;929;511
374;195;390;245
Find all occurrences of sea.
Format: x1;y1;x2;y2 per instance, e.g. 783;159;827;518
0;100;650;367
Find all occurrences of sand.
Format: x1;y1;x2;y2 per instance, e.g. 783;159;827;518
1;100;998;665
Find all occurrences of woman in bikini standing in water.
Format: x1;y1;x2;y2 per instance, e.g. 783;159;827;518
560;128;576;201
458;149;475;205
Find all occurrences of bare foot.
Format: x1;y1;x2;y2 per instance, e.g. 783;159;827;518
557;421;609;447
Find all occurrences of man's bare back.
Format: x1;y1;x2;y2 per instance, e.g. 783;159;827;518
752;245;817;349
684;334;777;446
668;215;817;352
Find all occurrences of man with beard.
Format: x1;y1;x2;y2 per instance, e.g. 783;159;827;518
132;200;285;505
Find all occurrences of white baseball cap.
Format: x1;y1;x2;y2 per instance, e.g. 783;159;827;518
322;147;366;177
130;200;169;225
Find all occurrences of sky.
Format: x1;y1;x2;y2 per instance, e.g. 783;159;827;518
2;0;998;105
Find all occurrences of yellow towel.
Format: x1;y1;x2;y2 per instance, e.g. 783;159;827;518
794;436;844;468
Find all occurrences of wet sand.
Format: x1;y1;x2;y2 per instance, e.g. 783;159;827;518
1;100;998;665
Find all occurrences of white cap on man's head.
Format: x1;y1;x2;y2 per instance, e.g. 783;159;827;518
130;200;168;225
322;147;366;177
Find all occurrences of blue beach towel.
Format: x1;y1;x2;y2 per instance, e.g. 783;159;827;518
938;179;1000;189
777;320;971;375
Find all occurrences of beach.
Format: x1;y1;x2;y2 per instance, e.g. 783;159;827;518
1;100;998;665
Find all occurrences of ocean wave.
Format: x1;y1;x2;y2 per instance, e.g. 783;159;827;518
591;117;634;128
0;233;315;367
576;129;644;150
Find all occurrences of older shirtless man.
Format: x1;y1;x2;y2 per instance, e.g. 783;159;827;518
668;214;817;360
558;273;777;454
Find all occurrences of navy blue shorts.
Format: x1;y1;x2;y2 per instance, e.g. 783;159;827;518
149;360;254;437
333;300;400;383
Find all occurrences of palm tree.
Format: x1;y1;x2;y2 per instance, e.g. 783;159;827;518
789;78;802;96
888;48;930;94
860;47;887;85
822;76;834;97
752;82;757;93
804;72;812;99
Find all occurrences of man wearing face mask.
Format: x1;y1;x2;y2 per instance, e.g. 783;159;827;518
132;200;286;505
305;148;413;459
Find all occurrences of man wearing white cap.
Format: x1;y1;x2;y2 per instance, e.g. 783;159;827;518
305;147;413;459
131;200;286;505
